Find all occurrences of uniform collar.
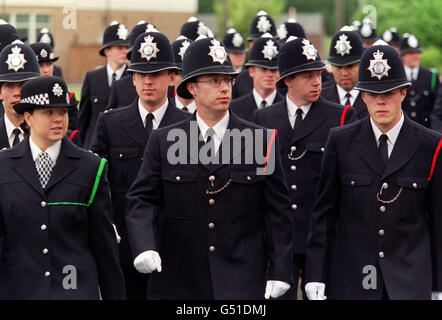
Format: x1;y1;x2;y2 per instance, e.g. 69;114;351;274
336;84;360;105
370;112;404;148
196;111;229;142
4;113;24;145
29;135;62;164
253;88;277;108
138;98;168;129
404;65;419;81
286;95;312;119
175;96;196;113
106;63;126;86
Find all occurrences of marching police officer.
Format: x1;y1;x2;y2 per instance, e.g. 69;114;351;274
172;36;196;113
400;34;439;128
0;76;125;299
321;26;368;119
90;31;190;299
222;28;247;73
36;27;63;78
305;40;442;300
126;37;293;299
230;33;283;122
77;21;130;148
382;27;401;52
254;36;356;299
0;41;40;149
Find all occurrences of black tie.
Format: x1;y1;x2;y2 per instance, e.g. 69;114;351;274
379;134;389;165
145;113;154;137
182;106;189;112
345;93;352;106
206;128;215;158
12;128;21;147
111;72;116;87
294;108;303;131
260;100;267;109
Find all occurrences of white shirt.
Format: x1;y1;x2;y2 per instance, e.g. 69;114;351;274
196;111;229;154
138;99;168;130
404;66;419;82
336;84;360;106
175;96;196;113
370;112;404;158
253;89;277;109
29;135;61;165
4;114;24;148
106;64;126;87
286;96;312;129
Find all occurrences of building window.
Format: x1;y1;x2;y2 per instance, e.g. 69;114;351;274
0;13;51;43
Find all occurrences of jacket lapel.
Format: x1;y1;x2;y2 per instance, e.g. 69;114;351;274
268;100;294;144
159;102;182;128
120;99;148;148
0;116;10;149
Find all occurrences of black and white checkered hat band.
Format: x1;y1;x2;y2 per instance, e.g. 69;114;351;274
20;93;50;105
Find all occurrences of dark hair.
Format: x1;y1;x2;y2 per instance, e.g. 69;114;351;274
20;121;30;136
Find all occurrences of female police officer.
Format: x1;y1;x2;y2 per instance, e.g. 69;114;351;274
0;76;125;299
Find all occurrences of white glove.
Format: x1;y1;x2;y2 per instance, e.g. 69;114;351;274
133;250;162;274
432;291;442;300
111;223;121;243
305;282;327;300
264;280;291;299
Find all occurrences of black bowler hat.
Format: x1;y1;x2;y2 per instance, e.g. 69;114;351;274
177;37;238;99
248;11;276;41
30;43;59;63
245;33;279;69
14;76;77;115
223;28;246;53
382;27;401;47
180;17;213;41
277;37;325;85
354;40;411;94
0;20;20;53
0;40;40;83
327;26;364;66
99;21;130;56
400;33;422;56
171;36;193;70
277;18;306;43
127;32;178;74
126;21;158;60
360;19;378;43
37;28;55;49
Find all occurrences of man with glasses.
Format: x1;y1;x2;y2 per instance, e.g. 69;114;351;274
126;37;294;300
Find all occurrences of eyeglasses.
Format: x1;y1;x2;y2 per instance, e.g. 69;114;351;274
195;77;235;88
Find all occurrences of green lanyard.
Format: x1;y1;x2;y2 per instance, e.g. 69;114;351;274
46;158;107;207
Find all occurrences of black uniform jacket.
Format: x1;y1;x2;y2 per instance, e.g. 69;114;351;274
230;91;284;122
321;84;369;119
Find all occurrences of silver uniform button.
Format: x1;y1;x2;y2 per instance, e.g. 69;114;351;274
424;90;429;96
320;147;325;152
350;180;355;186
175;176;181;182
410;101;416;107
209;246;215;253
208;223;215;230
380;206;386;213
42;248;48;254
45;271;51;277
93;98;98;103
290;165;296;171
379;252;384;258
41;201;47;207
41;224;47;230
411;111;417;117
291;185;297;191
119;153;123;158
379;230;385;236
382;182;389;190
291;204;298;210
410;90;415;96
290;146;296;152
412;182;417;188
246;176;251;181
208;175;215;182
209;199;215;206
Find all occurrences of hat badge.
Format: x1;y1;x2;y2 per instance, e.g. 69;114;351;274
40;48;48;58
117;24;128;40
40;33;52;45
257;16;271;33
334;34;352;56
262;39;278;60
138;35;160;61
208;39;227;64
232;33;244;48
145;24;158;33
361;24;372;37
407;35;418;48
368;50;391;80
301;39;317;61
52;83;63;97
6;46;27;72
277;23;288;40
383;30;393;42
178;40;191;60
197;22;210;37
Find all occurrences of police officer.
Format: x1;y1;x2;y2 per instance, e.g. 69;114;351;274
106;21;159;110
126;37;293;299
230;33;283;122
180;16;214;41
223;28;247;73
382;27;401;52
30;42;79;133
37;27;63;78
400;34;439;128
0;76;125;299
322;26;368;119
254;36;356;300
305;40;442;300
0;41;40;149
172;36;196;113
232;11;277;100
90;31;190;300
277;18;306;44
77;21;130;148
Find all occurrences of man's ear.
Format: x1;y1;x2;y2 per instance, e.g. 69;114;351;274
187;81;196;97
